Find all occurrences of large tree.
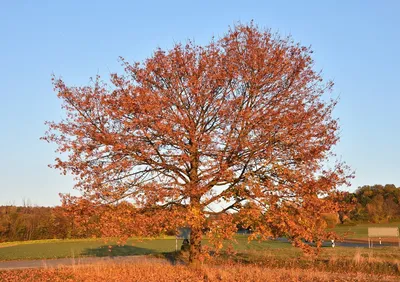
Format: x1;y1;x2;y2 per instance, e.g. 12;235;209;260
44;23;351;263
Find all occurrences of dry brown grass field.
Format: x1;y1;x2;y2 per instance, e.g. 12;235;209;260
1;248;400;282
1;260;400;282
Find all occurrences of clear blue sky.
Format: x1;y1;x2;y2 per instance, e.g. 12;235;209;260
1;1;399;206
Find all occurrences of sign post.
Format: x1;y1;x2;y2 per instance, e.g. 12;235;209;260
368;227;399;248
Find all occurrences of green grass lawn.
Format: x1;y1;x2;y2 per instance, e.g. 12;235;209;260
0;236;296;261
332;222;400;238
1;223;400;262
0;237;177;261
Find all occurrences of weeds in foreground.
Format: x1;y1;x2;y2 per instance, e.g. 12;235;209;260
168;248;400;277
0;260;399;282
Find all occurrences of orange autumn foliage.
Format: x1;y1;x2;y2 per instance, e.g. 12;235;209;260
43;23;352;263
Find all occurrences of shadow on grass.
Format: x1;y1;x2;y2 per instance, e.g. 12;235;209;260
81;245;186;265
82;245;157;257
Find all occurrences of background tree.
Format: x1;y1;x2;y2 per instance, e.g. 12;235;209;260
0;205;74;242
43;23;351;263
349;184;400;223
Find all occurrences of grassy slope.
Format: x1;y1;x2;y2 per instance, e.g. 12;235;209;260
0;238;178;261
1;223;400;261
0;236;294;261
333;222;400;238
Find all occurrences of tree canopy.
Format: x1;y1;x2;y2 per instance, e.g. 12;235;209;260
43;23;351;262
347;184;400;223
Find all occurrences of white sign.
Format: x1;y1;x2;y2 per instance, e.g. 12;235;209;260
368;227;399;238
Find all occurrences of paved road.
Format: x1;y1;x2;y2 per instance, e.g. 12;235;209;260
0;255;166;270
275;237;400;248
335;240;399;248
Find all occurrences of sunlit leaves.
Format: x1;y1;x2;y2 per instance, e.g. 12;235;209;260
43;22;352;262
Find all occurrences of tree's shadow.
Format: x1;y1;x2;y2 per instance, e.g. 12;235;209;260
81;245;185;265
82;245;157;257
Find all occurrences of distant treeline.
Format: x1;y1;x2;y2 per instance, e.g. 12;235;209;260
342;184;400;224
0;205;100;242
1;184;399;242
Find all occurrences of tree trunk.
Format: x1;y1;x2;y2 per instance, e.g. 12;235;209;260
189;227;202;264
